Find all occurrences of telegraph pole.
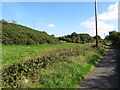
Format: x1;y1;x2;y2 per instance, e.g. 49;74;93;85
95;0;98;47
33;21;35;29
104;33;105;39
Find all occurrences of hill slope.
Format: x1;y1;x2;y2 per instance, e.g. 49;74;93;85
1;20;60;45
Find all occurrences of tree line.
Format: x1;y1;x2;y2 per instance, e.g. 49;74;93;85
58;32;102;44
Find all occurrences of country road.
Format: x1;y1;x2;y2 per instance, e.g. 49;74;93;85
78;45;120;89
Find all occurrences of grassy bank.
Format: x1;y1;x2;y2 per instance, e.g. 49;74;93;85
2;43;105;88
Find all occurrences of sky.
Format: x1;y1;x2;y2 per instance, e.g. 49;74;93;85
2;1;119;38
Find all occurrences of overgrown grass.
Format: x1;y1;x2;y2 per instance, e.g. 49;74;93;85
21;47;104;88
20;49;103;88
2;43;87;67
2;43;105;88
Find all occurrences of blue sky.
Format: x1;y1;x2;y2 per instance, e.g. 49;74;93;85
2;2;118;38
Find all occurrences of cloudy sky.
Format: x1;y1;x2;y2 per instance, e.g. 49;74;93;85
2;1;118;38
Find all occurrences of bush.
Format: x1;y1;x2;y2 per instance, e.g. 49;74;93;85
108;31;120;46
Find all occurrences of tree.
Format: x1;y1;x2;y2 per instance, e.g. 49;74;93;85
71;36;77;43
105;35;109;40
0;20;8;24
58;32;94;44
93;35;101;40
71;32;77;37
108;31;119;45
76;36;81;43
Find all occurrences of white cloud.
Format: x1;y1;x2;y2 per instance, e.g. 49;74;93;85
81;2;117;38
48;24;56;28
81;20;115;38
91;2;118;21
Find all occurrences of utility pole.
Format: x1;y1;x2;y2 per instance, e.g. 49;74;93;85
104;33;105;39
33;21;35;29
95;0;98;47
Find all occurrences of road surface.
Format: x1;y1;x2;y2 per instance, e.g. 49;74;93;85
78;45;120;89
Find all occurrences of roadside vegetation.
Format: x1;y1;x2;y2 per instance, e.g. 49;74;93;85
105;31;120;50
2;43;105;88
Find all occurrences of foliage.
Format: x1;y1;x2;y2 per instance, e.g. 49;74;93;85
58;32;94;44
1;20;60;45
92;35;102;40
108;31;120;46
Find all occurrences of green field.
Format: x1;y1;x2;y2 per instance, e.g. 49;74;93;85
2;43;105;88
2;43;87;67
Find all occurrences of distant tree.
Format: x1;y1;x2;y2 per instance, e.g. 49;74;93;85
65;34;71;38
93;35;101;40
71;36;77;43
105;35;109;40
108;31;120;45
58;32;94;44
71;32;78;37
76;36;81;43
109;31;116;35
51;34;55;37
65;38;72;42
0;20;8;24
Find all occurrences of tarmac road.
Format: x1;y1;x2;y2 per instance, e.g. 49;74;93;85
78;45;120;89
